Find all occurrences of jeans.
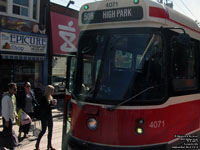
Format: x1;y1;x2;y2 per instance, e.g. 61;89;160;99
2;118;15;150
36;115;53;147
2;118;13;133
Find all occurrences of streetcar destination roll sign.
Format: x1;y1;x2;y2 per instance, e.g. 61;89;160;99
82;6;143;24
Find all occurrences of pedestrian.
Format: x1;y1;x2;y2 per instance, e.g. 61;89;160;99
16;81;39;140
1;82;18;150
35;85;57;150
34;80;45;103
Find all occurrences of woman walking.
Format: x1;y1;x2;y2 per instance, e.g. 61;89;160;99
35;85;57;150
17;81;38;139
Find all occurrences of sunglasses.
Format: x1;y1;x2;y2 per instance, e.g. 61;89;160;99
26;85;31;88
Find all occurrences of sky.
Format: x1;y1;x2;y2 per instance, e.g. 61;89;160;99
50;0;200;22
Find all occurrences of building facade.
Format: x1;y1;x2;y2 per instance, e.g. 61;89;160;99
0;0;49;93
0;0;79;97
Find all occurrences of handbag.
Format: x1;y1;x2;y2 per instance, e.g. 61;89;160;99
17;109;32;126
0;129;19;148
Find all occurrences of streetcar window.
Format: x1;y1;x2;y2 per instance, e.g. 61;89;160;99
186;42;195;78
171;36;197;92
136;54;143;70
69;57;76;92
76;31;165;105
82;59;92;90
114;50;133;69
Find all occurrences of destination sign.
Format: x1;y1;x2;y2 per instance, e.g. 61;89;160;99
82;6;143;24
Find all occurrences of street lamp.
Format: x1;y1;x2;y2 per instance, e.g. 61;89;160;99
66;0;75;8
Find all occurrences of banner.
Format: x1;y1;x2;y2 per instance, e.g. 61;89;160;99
50;12;79;55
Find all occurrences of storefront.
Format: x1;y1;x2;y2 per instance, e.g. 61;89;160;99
0;30;47;93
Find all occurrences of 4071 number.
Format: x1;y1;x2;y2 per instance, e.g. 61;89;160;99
149;120;165;128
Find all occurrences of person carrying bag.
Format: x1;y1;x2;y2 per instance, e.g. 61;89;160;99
17;108;32;126
16;82;39;139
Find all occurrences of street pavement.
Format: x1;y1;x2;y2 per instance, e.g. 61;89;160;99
0;97;65;150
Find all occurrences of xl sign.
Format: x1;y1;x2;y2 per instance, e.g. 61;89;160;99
58;21;77;52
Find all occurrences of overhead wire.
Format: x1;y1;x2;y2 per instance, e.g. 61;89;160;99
173;0;192;19
173;1;185;13
157;0;199;23
179;0;197;20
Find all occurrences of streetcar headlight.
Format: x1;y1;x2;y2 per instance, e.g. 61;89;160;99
136;127;144;135
87;118;98;130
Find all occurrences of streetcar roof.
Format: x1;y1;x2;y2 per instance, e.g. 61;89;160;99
79;0;200;40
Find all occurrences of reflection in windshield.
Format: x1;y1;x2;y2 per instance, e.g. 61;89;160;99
75;31;165;105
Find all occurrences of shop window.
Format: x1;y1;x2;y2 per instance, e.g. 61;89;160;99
13;61;41;91
0;0;7;12
13;0;29;17
1;0;39;21
0;60;42;93
33;0;37;19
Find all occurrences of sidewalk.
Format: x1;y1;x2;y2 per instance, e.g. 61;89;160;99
0;109;64;150
0;97;65;149
0;108;63;129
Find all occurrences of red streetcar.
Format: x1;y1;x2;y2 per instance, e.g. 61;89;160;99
62;0;200;149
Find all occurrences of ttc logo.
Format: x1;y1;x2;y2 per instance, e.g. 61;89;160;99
58;21;77;52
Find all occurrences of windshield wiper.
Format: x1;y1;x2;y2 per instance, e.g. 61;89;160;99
139;34;155;65
107;86;154;111
91;39;111;98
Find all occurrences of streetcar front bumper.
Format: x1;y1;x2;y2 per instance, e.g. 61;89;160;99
68;134;167;150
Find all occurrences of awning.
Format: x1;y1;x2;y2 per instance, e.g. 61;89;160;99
1;54;46;61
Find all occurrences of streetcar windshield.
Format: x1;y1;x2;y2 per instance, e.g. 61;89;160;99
75;30;165;105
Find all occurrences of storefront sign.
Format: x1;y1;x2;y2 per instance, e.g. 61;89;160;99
0;31;47;54
50;12;79;55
